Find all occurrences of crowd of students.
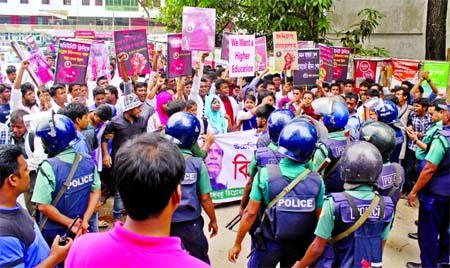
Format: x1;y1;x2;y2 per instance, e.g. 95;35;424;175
0;41;448;268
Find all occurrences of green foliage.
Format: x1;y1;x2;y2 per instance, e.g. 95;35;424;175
151;0;334;49
336;8;388;56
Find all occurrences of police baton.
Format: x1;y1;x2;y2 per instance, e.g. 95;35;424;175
317;157;332;173
225;214;241;230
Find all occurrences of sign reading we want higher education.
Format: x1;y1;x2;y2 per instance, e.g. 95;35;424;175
228;34;255;78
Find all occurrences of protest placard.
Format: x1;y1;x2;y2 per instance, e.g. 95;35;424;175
353;58;378;91
255;36;267;71
228;34;255;78
220;32;233;61
201;130;258;203
293;48;320;87
332;46;350;81
273;31;298;72
182;7;216;51
55;39;90;85
25;34;53;85
114;29;150;76
391;58;420;87
422;61;450;96
318;44;334;83
167;33;192;78
87;41;110;82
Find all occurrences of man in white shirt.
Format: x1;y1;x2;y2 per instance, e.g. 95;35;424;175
11;61;40;114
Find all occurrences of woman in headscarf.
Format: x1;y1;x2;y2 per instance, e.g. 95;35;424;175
205;95;228;134
147;91;173;132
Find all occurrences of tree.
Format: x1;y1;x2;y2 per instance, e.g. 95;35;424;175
336;8;388;56
152;0;334;48
425;0;447;60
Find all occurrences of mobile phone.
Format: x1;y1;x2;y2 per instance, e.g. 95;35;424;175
59;216;80;246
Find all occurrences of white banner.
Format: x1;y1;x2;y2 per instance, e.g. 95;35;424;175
228;34;255;77
202;129;259;203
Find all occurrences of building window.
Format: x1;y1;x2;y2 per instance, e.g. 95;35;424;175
20;0;28;3
0;0;7;3
95;0;102;5
82;0;89;5
105;0;138;11
63;0;71;5
42;0;49;4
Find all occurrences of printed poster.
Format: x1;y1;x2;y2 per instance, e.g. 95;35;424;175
293;48;320;87
255;36;267;71
200;130;258;203
391;58;420;87
55;40;90;85
273;31;298;72
422;61;450;96
182;7;216;51
25;34;53;85
332;46;350;81
228;34;255;78
114;29;150;76
87;41;110;82
167;33;192;78
353;58;378;91
318;44;333;83
220;32;233;61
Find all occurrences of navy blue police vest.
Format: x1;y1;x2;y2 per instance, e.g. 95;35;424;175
172;155;203;223
426;126;450;196
321;138;347;193
40;153;95;231
389;126;404;163
329;192;394;268
255;146;283;167
377;163;404;206
260;164;322;242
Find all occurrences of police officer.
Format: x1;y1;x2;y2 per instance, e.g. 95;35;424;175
229;119;325;267
360;121;405;207
312;97;350;193
406;103;450;268
240;109;294;214
371;100;405;163
165;112;218;264
31;114;101;245
293;141;395;268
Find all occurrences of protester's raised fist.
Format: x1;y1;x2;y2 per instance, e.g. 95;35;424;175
21;60;30;69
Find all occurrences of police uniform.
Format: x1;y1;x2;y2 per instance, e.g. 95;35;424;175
417;124;449;267
389;125;405;163
249;158;325;267
314;185;394;267
377;162;405;207
170;148;213;264
248;142;282;178
31;147;100;244
314;130;348;193
415;120;443;161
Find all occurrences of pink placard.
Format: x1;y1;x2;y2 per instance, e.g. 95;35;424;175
182;7;216;51
255;37;267;71
167;33;192;78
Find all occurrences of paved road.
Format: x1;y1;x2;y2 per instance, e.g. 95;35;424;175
100;199;421;267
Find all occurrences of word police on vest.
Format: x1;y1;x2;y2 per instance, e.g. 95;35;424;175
277;197;315;211
349;205;381;220
183;173;198;183
68;174;94;189
380;173;396;188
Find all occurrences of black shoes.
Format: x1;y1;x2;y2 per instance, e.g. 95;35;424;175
406;262;421;268
408;232;418;240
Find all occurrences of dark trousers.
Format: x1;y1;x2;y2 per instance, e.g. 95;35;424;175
171;217;210;264
248;239;308;268
418;192;450;267
99;167;113;200
402;148;417;194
